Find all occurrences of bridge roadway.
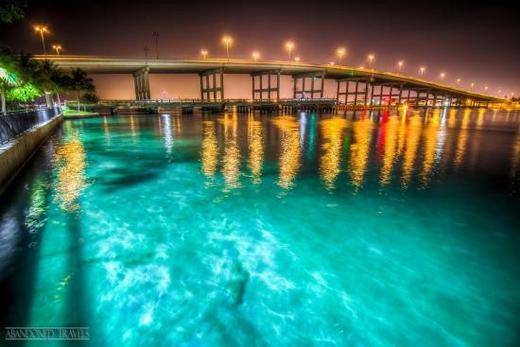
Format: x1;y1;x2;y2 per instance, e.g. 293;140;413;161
38;55;504;107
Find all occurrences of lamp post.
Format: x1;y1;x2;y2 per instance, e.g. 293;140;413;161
252;51;260;62
285;41;295;61
152;31;159;59
200;49;208;59
222;35;233;61
397;60;404;72
419;66;426;76
336;47;346;64
52;44;62;55
294;56;301;62
439;72;446;80
367;54;375;69
34;25;49;55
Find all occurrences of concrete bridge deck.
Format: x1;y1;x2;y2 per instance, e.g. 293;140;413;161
38;55;505;105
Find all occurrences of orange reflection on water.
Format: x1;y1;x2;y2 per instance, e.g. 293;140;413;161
272;116;301;189
379;115;399;186
130;115;137;141
349;117;373;190
401;114;422;188
319;117;348;190
247;114;264;184
419;110;441;188
454;108;471;169
53;132;86;212
201;120;218;178
511;130;520;177
220;113;241;190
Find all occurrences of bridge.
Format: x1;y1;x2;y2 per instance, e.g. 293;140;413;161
39;55;505;110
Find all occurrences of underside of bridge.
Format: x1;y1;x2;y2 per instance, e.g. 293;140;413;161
58;56;501;107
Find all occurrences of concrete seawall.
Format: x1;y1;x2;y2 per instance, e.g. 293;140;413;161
0;115;63;194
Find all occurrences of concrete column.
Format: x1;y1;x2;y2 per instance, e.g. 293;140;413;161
133;67;151;100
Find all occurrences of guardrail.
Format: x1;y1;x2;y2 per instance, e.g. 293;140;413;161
0;107;60;146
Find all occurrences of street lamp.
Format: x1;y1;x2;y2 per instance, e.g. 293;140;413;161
285;41;295;61
397;60;404;72
367;53;375;68
470;82;475;89
252;51;260;61
34;25;49;55
200;49;208;59
456;78;461;85
222;35;233;61
439;72;446;80
419;66;426;76
484;86;488;91
336;47;346;64
52;44;62;55
294;56;301;62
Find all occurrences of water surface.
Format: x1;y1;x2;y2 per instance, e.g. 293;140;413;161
1;108;519;346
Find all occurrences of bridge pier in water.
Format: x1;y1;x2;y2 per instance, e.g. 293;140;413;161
133;67;150;100
111;62;504;114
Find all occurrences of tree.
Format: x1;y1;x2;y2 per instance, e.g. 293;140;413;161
0;48;21;114
68;68;95;111
0;0;27;23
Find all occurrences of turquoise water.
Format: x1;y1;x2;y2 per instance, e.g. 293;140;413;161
1;108;519;346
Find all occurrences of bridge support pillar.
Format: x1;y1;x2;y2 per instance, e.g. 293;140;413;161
251;70;280;101
336;78;370;107
133;67;150;100
293;72;324;99
199;68;224;102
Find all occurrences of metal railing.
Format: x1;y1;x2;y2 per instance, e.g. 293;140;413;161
0;107;60;146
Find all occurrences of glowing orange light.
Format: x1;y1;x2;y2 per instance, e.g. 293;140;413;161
336;47;346;62
52;44;62;55
285;41;295;60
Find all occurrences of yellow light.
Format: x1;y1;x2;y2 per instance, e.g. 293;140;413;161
222;35;233;61
52;44;62;55
336;47;346;61
222;35;233;45
456;78;461;84
329;61;335;65
34;25;48;33
439;72;446;80
419;66;426;75
397;60;404;70
367;53;375;62
251;51;260;61
294;56;301;62
200;49;208;59
285;41;295;60
471;82;475;88
484;86;488;91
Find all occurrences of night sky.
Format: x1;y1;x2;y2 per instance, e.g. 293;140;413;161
1;0;519;96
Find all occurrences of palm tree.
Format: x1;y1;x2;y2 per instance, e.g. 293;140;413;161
0;48;20;114
37;60;68;107
68;68;94;111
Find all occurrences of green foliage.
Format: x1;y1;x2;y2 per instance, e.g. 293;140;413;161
0;0;27;23
6;83;40;102
81;92;99;103
0;48;96;108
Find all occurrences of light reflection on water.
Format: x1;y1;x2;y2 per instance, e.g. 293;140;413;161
0;108;519;347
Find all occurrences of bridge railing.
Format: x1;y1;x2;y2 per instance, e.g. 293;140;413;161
0;107;60;146
97;98;338;106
